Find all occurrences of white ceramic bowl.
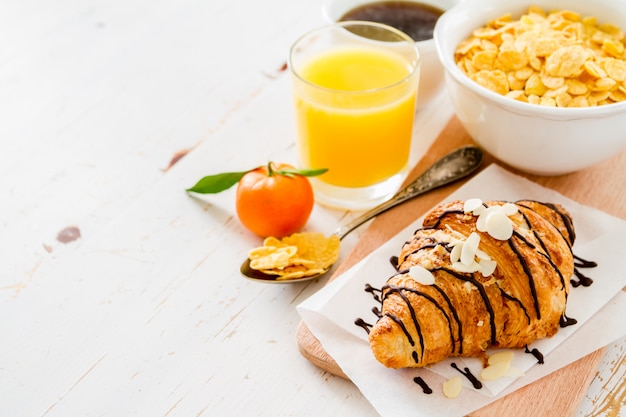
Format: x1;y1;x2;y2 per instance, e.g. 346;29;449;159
434;0;626;175
323;0;461;109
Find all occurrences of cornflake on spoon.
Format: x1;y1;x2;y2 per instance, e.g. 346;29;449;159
248;232;339;280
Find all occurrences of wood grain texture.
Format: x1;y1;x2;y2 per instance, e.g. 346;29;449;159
296;115;626;416
581;338;626;417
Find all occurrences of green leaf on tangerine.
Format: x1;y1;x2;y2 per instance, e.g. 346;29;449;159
276;167;328;177
186;171;248;194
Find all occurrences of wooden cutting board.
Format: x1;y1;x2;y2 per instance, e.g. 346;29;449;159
296;115;626;416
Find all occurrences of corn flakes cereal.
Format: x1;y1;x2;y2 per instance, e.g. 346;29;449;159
507;72;526;90
540;74;565;89
525;73;547;96
474;69;509;95
248;245;297;270
584;60;607;78
603;39;625;57
281;233;340;270
498;49;528;70
248;232;340;280
566;78;589;95
555;92;573;107
472;50;498;70
454;7;626;107
610;87;626;101
545;46;589;77
603;58;626;80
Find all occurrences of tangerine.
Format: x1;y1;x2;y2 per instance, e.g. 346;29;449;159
236;162;315;238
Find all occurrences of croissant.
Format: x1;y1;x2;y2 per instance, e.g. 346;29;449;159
368;199;575;369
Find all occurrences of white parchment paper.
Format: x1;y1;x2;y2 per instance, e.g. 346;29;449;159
298;164;626;417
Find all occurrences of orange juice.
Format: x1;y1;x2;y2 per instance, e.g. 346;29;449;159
293;46;418;188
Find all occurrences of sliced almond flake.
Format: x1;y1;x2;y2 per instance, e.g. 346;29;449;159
479;258;498;277
445;225;466;241
448;232;466;245
505;366;525;378
485;211;514;240
464;198;484;214
472;205;486;216
452;261;481;273
450;243;463;263
501;202;519;216
488;351;514;365
443;376;463;398
475;248;491;260
480;361;510;381
409;265;436;285
476;214;488;232
477;320;484;327
449;237;465;246
461;232;480;265
476;206;499;231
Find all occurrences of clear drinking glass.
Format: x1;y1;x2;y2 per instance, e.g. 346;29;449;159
289;21;421;210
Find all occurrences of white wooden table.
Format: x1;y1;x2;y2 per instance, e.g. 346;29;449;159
1;0;623;415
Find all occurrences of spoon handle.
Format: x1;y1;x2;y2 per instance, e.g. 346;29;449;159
334;146;483;239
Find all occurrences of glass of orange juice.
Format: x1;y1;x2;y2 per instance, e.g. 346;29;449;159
289;21;420;210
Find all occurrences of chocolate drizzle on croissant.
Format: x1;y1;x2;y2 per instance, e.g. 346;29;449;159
366;199;591;369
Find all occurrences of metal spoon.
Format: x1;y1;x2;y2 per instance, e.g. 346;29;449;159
241;146;483;283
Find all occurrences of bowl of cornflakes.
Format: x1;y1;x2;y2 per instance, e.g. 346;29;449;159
434;0;626;175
